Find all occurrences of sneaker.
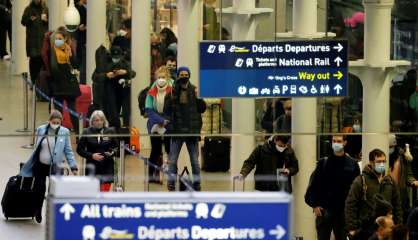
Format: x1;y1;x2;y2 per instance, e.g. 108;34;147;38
3;55;10;61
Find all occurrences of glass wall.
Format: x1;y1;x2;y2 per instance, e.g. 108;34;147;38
2;0;417;196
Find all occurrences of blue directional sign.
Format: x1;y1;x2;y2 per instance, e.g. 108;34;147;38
50;193;292;240
199;40;348;98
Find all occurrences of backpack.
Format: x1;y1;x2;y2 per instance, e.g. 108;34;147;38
138;86;150;117
305;157;328;207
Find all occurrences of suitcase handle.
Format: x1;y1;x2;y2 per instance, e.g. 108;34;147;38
19;176;35;191
232;175;245;192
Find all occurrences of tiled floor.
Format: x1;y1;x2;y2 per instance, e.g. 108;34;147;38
0;60;244;239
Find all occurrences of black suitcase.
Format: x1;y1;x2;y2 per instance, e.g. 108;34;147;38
202;137;231;172
201;103;230;172
1;175;38;220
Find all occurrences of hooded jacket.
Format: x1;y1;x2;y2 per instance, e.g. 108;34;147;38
240;137;299;192
345;164;403;231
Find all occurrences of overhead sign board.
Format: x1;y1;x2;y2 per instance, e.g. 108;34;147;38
49;192;292;240
199;40;348;98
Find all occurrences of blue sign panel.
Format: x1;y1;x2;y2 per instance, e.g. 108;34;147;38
199;40;348;98
51;195;291;240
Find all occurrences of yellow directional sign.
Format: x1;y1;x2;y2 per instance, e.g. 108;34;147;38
333;71;343;80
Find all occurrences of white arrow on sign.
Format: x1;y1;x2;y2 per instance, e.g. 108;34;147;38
59;203;75;221
269;225;287;239
334;84;343;95
333;43;344;52
334;57;343;67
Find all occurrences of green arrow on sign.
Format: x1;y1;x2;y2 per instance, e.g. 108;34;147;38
333;71;343;80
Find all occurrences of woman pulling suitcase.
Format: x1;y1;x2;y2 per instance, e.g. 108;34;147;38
77;110;118;192
20;110;79;223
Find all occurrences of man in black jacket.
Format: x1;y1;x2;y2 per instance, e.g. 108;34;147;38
166;66;206;191
104;46;135;128
21;0;48;83
239;135;299;192
305;135;360;240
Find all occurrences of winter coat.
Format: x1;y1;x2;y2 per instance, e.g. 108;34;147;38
49;44;79;98
75;3;87;46
92;45;110;108
20;124;78;177
166;83;206;135
21;1;48;57
240;139;299;192
345;165;403;232
145;82;173;134
77;127;118;183
305;153;360;212
0;0;11;25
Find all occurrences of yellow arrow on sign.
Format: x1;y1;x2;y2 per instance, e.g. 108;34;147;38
333;71;343;80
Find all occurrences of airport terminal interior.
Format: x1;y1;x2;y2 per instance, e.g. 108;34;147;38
0;0;418;239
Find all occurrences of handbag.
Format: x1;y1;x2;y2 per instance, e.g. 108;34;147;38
178;167;193;192
68;70;81;98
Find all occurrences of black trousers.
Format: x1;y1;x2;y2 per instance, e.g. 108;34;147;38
106;84;131;128
29;56;43;84
33;161;50;215
54;96;79;132
0;20;11;57
149;136;170;181
315;209;347;240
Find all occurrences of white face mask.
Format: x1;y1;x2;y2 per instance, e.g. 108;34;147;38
276;145;286;153
157;78;167;88
118;29;127;37
353;124;361;132
50;123;60;130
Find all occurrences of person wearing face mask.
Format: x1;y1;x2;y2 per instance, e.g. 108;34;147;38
21;0;48;84
77;110;118;192
305;135;360;240
345;149;403;240
112;18;131;60
144;66;173;184
20;110;78;223
239;135;299;192
389;135;418;222
165;66;206;191
104;45;136;129
48;29;80;132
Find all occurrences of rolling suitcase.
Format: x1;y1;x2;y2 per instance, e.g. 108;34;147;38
62;84;92;129
202;104;231;172
1;175;38;220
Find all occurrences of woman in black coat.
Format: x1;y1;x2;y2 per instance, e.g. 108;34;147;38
77;110;118;192
49;28;80;131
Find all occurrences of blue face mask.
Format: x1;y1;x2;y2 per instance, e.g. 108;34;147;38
374;163;385;174
332;143;344;153
54;39;64;48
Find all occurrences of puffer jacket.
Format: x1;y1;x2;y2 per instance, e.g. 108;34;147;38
345;164;403;231
166;83;206;135
240;138;299;192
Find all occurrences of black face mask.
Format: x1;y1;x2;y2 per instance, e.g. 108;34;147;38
178;77;189;85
